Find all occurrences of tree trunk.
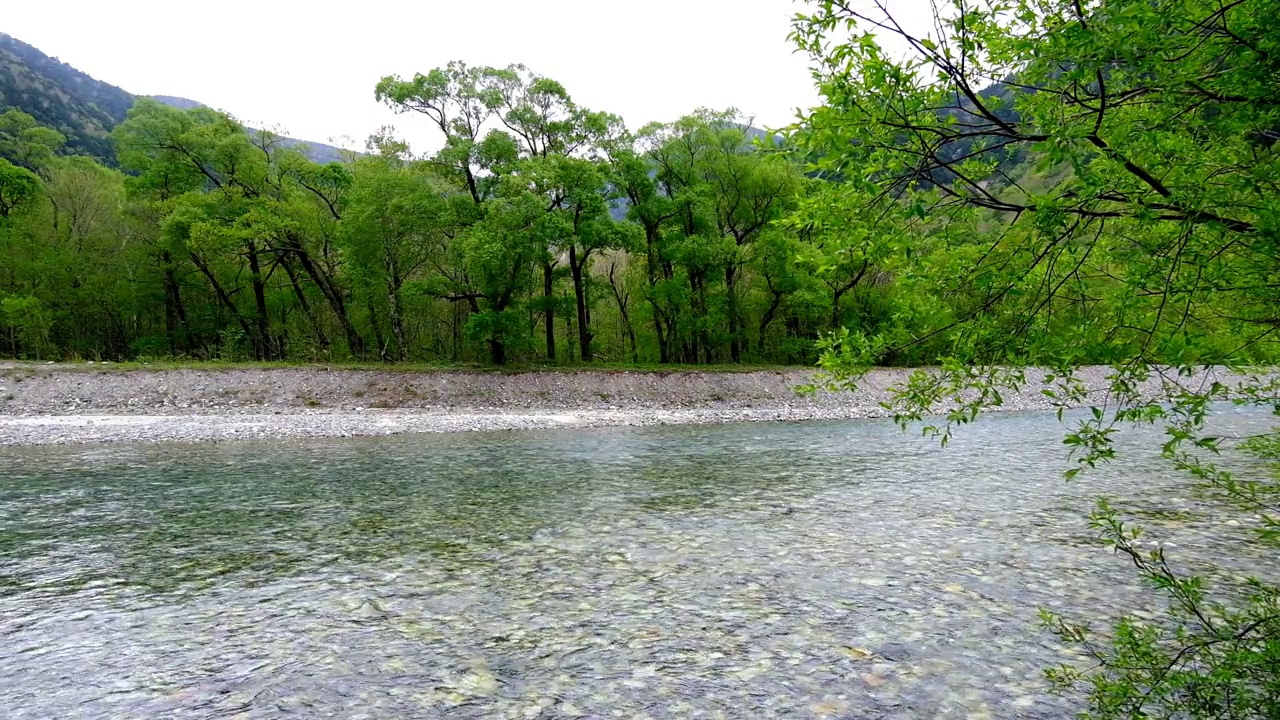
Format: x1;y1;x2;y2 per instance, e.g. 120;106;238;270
543;261;556;361
725;264;741;363
384;252;407;361
569;245;593;361
757;288;784;356
830;262;870;330
640;224;671;364
245;240;273;360
367;298;389;362
488;338;506;365
285;235;366;358
188;250;255;355
161;250;189;356
282;257;329;353
607;261;638;363
652;306;670;363
564;310;576;363
689;270;711;365
387;284;407;361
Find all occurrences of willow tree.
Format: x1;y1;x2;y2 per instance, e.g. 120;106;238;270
340;157;449;360
377;62;633;363
487;66;627;361
645;112;802;363
791;0;1279;715
375;62;499;207
606;131;681;362
114;99;366;358
693;123;799;362
0;109;64;173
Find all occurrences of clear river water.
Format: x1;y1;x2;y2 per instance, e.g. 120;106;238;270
2;408;1276;719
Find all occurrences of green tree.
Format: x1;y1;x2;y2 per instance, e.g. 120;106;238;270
0;159;41;219
0;109;65;172
791;0;1280;716
606;130;683;362
645;112;801;363
1;295;53;358
115;99;368;358
377;62;638;363
341;156;448;360
376;62;503;206
0;61;832;367
458;185;546;364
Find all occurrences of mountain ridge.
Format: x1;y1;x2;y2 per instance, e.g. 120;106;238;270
0;33;353;165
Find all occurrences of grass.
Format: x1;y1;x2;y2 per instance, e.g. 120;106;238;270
0;359;808;375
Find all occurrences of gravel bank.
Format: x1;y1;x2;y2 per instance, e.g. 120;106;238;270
0;364;1228;445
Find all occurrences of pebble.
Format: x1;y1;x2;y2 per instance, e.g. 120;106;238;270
0;365;1237;447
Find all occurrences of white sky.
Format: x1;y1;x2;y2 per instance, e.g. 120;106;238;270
3;0;866;155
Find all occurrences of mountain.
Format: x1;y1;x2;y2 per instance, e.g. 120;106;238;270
0;33;133;161
0;33;353;165
936;81;1027;172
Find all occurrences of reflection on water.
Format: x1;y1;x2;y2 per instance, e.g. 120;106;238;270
1;409;1275;718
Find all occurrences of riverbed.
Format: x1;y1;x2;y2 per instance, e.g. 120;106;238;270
1;408;1275;718
0;364;1234;445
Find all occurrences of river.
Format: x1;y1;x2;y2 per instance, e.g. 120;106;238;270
1;408;1274;718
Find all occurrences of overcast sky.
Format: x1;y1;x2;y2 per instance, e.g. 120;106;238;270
4;0;868;154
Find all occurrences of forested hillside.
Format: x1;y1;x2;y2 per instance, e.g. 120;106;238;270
0;34;350;166
0;33;132;163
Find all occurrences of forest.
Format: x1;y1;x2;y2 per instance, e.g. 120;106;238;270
0;65;882;366
3;0;1272;372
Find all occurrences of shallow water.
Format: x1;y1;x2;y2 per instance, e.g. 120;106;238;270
1;409;1275;719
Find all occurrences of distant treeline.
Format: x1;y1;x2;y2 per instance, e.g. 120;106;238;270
3;49;1269;370
0;64;893;365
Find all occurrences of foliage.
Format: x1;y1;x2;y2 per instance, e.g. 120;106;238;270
0;157;41;218
0;61;858;366
0;109;66;171
1;295;53;358
790;0;1280;715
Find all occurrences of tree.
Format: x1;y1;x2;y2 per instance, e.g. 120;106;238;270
644;112;801;363
114;99;368;359
526;154;637;360
458;184;546;364
377;62;639;363
490;66;603;361
0;109;65;172
1;295;52;358
693;121;799;362
607;131;682;362
0;159;41;219
376;62;503;206
341;156;447;360
791;0;1280;716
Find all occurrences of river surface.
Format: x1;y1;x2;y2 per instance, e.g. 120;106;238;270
1;409;1276;719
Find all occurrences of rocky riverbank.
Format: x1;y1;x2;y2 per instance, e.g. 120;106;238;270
0;363;1231;445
